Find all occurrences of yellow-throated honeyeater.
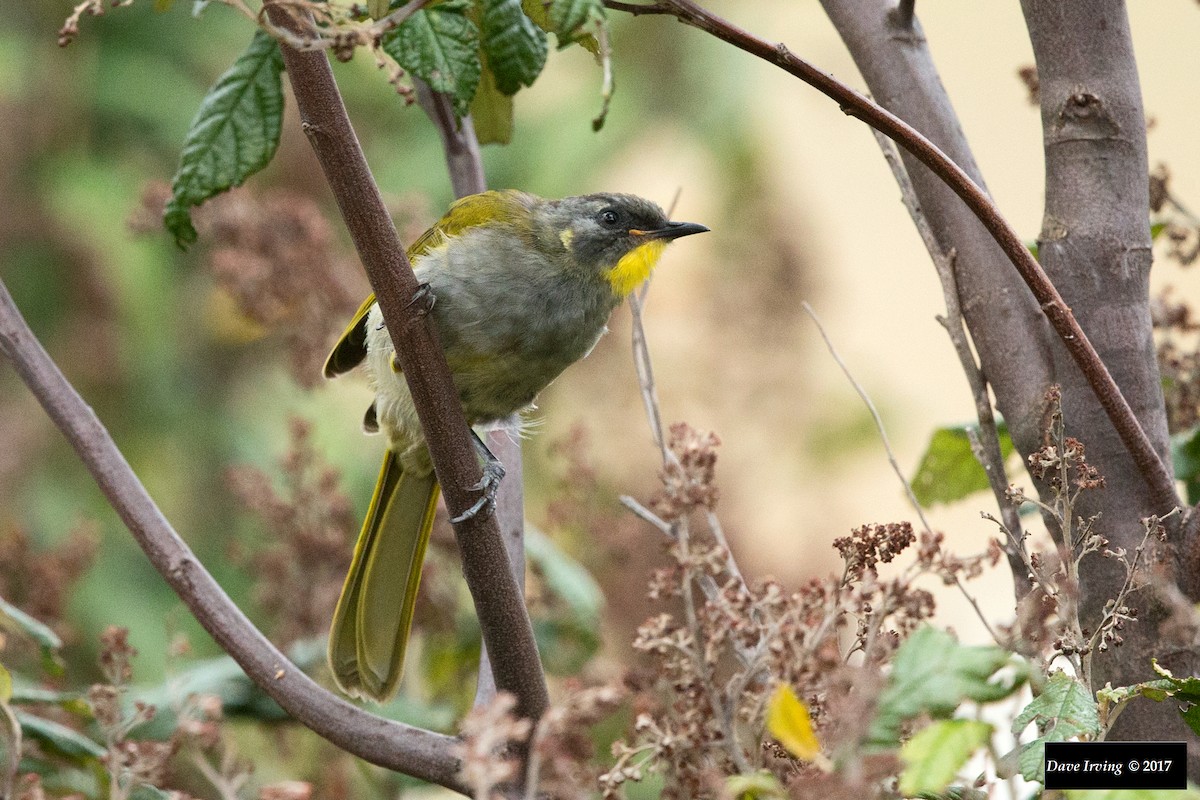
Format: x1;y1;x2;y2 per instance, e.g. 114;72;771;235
325;190;707;701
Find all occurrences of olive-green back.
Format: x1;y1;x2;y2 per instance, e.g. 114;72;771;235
322;190;537;378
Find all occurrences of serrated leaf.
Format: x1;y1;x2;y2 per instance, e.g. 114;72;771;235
479;0;547;95
899;719;992;796
1012;671;1099;739
1017;736;1049;783
869;626;1026;746
910;422;1014;507
767;684;821;762
163;29;285;249
523;0;604;51
1011;672;1100;782
1145;660;1200;737
16;711;105;765
385;0;480;116
469;63;513;144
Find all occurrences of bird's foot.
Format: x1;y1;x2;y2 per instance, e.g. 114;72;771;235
449;431;507;524
407;282;436;316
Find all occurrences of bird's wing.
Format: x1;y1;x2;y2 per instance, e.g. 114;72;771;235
321;190;536;379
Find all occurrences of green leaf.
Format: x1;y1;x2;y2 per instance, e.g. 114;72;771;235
1066;791;1200;800
1150;221;1170;240
384;0;481;116
1171;425;1200;505
16;711;105;765
1012;672;1100;782
899;719;992;796
869;626;1026;746
725;771;788;800
0;596;64;676
163;29;285;249
525;528;603;673
469;64;514;144
910;422;1014;507
1013;671;1099;738
1140;660;1200;737
479;0;547;95
526;527;603;622
130;785;173;800
1;678;20;800
524;0;605;52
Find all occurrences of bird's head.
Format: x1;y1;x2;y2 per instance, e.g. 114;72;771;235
541;193;709;298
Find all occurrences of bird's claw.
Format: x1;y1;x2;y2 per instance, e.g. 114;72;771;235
407;282;436;316
449;458;506;524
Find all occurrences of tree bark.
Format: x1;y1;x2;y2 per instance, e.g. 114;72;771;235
1020;0;1195;760
820;0;1054;469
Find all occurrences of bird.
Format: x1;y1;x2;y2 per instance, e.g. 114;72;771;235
324;189;708;701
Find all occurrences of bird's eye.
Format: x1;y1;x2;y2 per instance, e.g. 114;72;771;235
598;208;620;227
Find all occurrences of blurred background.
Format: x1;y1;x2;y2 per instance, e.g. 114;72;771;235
3;1;1200;795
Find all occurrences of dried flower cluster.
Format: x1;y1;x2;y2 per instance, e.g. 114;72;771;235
1150;287;1200;433
88;627;178;800
225;417;355;645
0;522;97;640
990;388;1165;691
454;685;627;800
1151;164;1200;267
595;423;1000;800
131;184;364;388
651;423;722;520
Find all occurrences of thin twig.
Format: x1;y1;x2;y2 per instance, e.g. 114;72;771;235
869;128;1029;597
628;289;673;465
603;0;1178;516
801;302;933;534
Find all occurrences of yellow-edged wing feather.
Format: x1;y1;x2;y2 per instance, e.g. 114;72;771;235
321;190;537;379
328;450;440;700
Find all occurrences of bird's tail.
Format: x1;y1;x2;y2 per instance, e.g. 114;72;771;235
328;449;440;701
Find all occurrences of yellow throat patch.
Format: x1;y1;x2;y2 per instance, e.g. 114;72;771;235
605;239;667;298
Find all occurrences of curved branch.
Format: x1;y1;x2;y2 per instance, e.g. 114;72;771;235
264;3;549;729
604;0;1178;514
0;279;468;794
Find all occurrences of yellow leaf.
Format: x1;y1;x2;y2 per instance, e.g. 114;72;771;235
767;683;825;765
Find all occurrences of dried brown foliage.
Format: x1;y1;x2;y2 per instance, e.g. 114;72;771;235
0;521;98;638
594;423;997;800
1151;286;1200;433
992;388;1166;692
131;184;363;388
224;417;354;645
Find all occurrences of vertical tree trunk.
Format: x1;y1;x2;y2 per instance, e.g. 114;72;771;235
1021;0;1193;758
820;0;1054;468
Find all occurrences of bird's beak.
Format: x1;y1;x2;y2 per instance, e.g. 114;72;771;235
632;221;710;241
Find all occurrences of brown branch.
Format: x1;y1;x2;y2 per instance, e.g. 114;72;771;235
0;279;468;794
412;79;530;713
265;0;549;732
603;0;1178;515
